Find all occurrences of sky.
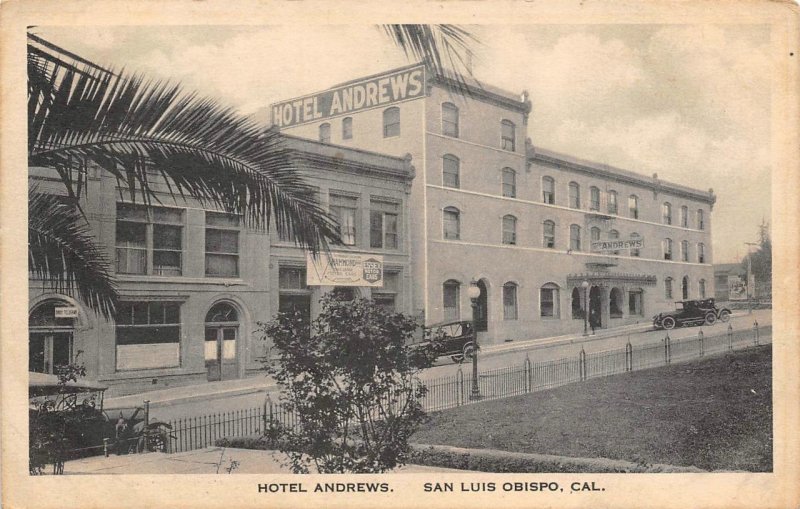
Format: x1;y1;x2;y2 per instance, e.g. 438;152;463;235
33;24;772;263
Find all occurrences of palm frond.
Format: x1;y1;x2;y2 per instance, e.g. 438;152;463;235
27;36;341;254
28;187;117;319
382;24;480;95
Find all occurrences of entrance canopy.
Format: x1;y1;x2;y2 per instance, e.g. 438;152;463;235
567;272;657;287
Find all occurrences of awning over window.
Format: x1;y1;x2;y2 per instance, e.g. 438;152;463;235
567;272;657;287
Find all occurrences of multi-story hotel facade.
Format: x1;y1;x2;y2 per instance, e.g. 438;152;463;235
274;64;716;343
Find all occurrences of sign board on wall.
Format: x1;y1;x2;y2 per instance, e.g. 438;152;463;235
271;65;426;128
306;252;384;287
54;307;79;318
590;238;644;253
728;275;747;300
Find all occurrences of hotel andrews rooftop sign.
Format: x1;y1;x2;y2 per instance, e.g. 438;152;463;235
271;65;426;128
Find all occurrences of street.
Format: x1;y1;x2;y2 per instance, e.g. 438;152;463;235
141;309;771;423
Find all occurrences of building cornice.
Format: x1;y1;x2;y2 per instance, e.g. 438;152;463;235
529;148;717;206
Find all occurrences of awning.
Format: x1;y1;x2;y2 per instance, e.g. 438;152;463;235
567;272;657;287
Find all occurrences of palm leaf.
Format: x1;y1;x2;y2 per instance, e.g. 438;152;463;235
382;24;480;95
28;186;117;319
28;35;341;255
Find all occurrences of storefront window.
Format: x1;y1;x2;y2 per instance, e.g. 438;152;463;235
29;300;75;374
115;301;181;371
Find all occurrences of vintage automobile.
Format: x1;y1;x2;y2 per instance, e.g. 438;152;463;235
410;320;479;363
652;298;732;330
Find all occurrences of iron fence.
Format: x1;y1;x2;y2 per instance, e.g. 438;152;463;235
165;322;771;454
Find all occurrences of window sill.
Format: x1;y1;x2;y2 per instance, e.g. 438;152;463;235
116;275;246;286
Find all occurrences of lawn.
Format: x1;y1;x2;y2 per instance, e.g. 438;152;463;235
413;345;772;472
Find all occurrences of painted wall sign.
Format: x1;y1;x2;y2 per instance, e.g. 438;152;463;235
54;307;79;318
306;252;384;287
271;65;426;128
590;238;644;252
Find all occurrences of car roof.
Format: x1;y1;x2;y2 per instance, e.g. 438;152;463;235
29;372;108;396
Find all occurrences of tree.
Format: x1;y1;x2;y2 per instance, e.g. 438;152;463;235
27;25;475;316
742;220;772;283
257;295;438;473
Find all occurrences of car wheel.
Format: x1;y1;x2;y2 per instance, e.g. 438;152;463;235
462;343;476;360
719;310;731;322
704;312;717;325
662;316;676;330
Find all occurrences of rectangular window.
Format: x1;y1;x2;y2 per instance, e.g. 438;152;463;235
442;104;459;137
116;301;181;370
569;184;580;209
608;192;618;214
330;194;359;246
628;291;643;316
697;209;705;230
443;283;460;321
543;221;555;248
501;121;516;151
590;187;600;211
342;117;353;140
116;204;183;276
369;200;400;249
540;288;556;317
383;108;400;138
503;285;518;320
205;212;240;277
278;267;311;324
373;270;400;311
502;170;516;198
681;206;688;228
443;209;460;240
570;225;581;251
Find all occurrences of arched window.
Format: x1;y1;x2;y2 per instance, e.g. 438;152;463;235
682;276;690;300
665;277;673;299
681;240;689;261
569;182;581;209
699;279;706;298
697;209;705;230
543;220;556;248
590;186;600;210
542;176;555;204
697;242;706;263
205;302;240;381
609;229;620;255
319;123;331;143
442;154;460;188
442;103;459;137
662;202;672;225
443;207;460;240
502;168;516;198
610;288;624;318
590;227;601;243
663;238;673;260
383;107;400;138
502;215;517;245
571;287;584;319
29;299;76;373
680;205;688;228
540;283;560;318
342;117;353;140
629;195;639;219
630;232;641;257
443;280;461;321
503;282;518;320
501;120;516;151
570;224;582;251
608;190;618;214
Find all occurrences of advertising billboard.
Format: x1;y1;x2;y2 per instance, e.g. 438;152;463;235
306;252;384;287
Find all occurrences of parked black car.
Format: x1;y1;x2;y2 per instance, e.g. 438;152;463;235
653;298;732;330
410;320;478;363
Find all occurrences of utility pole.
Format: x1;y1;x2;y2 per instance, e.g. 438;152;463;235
745;241;758;315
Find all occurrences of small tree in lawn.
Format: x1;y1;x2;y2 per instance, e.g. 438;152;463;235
258;294;438;473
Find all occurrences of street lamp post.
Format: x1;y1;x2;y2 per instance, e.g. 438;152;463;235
467;281;482;400
581;280;590;336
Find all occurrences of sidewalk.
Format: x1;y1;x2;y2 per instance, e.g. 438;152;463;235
60;447;467;474
106;310;758;411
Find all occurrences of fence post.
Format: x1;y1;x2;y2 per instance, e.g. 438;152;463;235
456;367;464;406
579;347;587;381
697;330;706;357
625;339;632;372
103;438;109;458
727;324;733;351
524;354;532;393
262;394;271;435
143;400;150;453
753;320;759;345
664;333;671;365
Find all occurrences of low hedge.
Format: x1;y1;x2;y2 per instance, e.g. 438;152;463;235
215;435;704;473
